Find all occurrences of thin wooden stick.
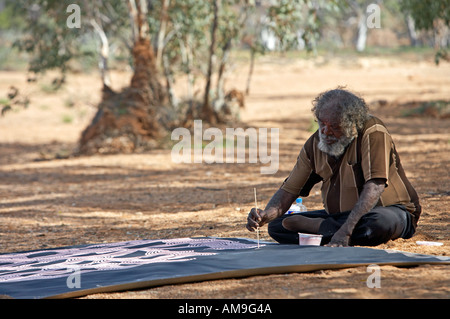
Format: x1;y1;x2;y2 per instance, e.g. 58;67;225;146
254;187;260;248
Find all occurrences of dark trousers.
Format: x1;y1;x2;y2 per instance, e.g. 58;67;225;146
268;205;415;246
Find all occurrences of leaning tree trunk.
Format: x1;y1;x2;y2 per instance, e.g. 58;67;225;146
77;0;166;155
355;12;368;52
405;14;419;47
245;47;256;95
201;0;220;125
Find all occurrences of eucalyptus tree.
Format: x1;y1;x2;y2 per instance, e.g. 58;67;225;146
7;0;344;154
400;0;449;64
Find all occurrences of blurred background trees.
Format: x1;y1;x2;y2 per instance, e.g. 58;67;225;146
400;0;449;63
0;0;448;154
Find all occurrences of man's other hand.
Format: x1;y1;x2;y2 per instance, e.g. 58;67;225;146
326;228;351;247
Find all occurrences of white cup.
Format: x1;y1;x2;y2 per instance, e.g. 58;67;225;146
298;233;322;246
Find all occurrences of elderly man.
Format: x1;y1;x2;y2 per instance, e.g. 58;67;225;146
246;88;421;247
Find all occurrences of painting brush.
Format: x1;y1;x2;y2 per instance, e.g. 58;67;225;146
254;187;260;249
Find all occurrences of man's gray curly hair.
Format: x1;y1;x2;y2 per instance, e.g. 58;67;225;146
311;87;370;138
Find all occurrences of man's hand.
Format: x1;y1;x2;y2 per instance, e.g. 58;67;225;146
326;178;386;247
326;226;351;247
246;208;269;231
245;188;298;232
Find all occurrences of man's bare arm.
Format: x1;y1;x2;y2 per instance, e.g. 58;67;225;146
328;178;386;246
246;188;297;231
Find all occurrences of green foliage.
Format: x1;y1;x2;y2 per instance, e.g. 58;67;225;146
308;118;319;133
7;1;342;87
9;0;130;80
401;0;450;64
401;100;450;118
266;0;341;52
0;86;29;116
62;114;73;124
0;3;26;29
400;0;450;31
162;0;212;75
8;0;448;111
267;0;305;51
11;1;81;77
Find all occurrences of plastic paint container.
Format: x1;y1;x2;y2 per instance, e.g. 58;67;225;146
298;233;323;246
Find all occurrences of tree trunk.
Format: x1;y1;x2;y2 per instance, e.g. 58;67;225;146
77;0;166;155
355;12;368;52
90;19;111;88
216;3;248;99
202;0;220;125
216;38;231;103
179;36;194;103
156;0;170;67
162;53;178;109
405;15;419;47
246;47;256;95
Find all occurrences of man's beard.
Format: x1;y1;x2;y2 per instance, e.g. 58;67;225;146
318;132;354;158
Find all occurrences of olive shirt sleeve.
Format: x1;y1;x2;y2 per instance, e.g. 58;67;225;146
280;134;322;197
360;124;392;185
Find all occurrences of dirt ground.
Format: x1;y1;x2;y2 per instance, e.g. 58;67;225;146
0;52;449;299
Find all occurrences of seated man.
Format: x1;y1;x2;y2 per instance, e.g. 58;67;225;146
246;88;421;247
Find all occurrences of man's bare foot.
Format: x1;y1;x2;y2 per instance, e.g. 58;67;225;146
282;215;324;234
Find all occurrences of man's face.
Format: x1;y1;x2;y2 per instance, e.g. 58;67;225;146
317;108;354;157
